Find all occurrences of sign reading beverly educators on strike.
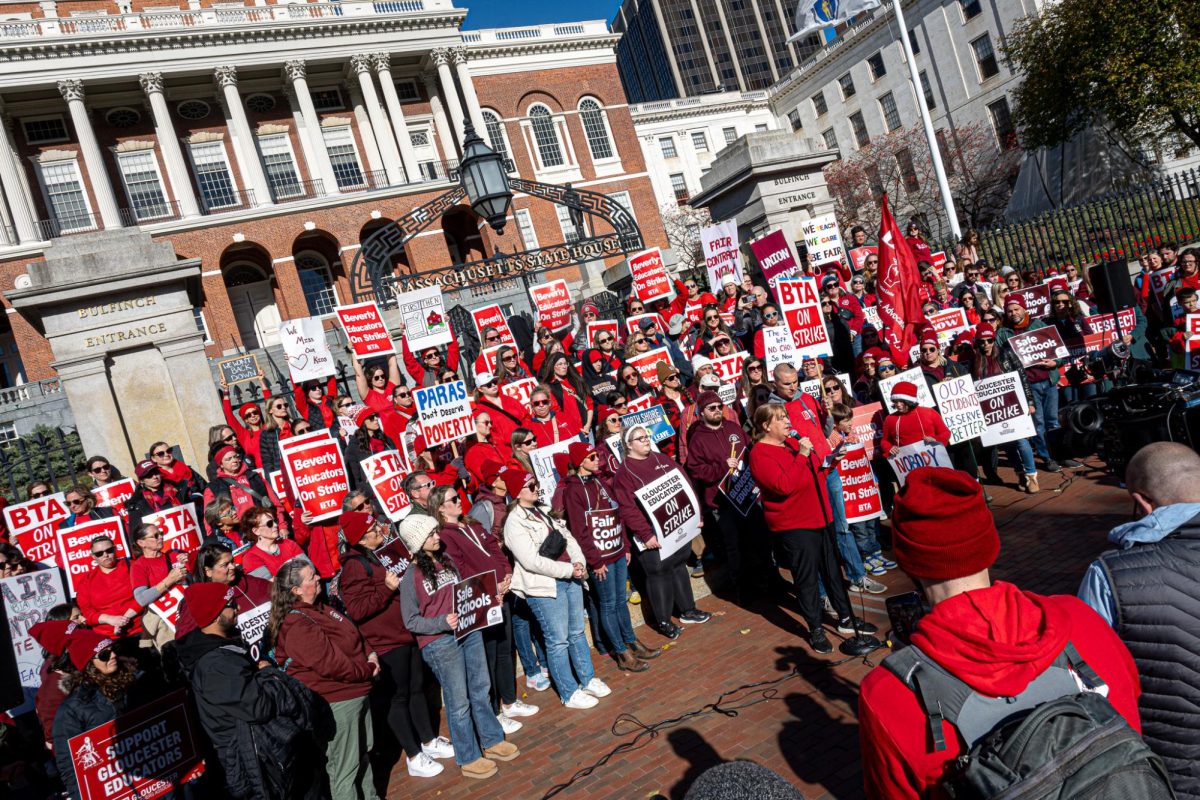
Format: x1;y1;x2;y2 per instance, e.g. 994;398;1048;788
67;689;205;800
628;247;673;304
1007;327;1069;368
627;346;674;389
700;219;743;294
888;440;953;488
280;431;349;523
529;279;573;332
92;479;135;522
414;380;473;449
933;375;987;445
470;304;515;345
633;470;702;559
56;517;128;594
837;443;883;523
395;285;451;351
801;213;847;268
776;277;832;361
361;450;412;522
336;301;395;358
140;505;202;553
453;571;503;640
7;493;69;564
750;230;801;299
975;372;1036;447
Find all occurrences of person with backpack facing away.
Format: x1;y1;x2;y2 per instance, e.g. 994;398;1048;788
858;467;1157;800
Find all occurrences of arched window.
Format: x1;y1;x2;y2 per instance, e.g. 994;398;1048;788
294;251;337;316
578;97;614;161
481;109;512;170
528;104;564;168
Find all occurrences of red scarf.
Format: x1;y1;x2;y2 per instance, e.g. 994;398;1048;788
157;459;194;485
141;483;179;513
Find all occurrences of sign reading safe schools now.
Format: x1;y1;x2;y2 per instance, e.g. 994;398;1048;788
453;570;503;640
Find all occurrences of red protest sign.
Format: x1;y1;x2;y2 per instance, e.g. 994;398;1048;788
930;251;947;272
471;304;515;345
1149;267;1174;299
140;505;202;554
92;480;135;517
585;320;619;348
501;377;537;407
1187;315;1200;370
478;345;502;375
850;403;885;461
453;570;503;640
777;278;831;361
148;586;186;633
529;279;573;333
750;230;800;298
837;443;883;523
281;433;350;523
55;518;128;595
336;301;394;358
629;247;673;304
848;246;878;273
1007;327;1069;368
1083;309;1137;341
1011;283;1052;318
6;493;69;564
927;308;970;344
710;351;747;384
67;689;205;800
361;450;412;523
627;346;673;389
625;314;662;336
626;392;656;413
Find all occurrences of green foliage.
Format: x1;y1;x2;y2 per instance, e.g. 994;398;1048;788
1007;0;1200;150
0;425;86;499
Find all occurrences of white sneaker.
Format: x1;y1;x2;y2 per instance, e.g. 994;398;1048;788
563;689;599;709
406;752;444;778
503;699;539;717
581;678;612;698
497;713;523;734
422;736;455;760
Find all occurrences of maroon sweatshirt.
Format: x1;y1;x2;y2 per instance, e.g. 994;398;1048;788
274;601;374;702
438;520;511;584
338;550;415;654
685;419;749;507
559;473;627;570
612;452;691;545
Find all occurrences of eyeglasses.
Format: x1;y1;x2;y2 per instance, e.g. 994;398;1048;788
977;337;995;345
413;481;436;492
631;435;651;443
532;399;550;407
423;352;440;360
138;531;165;540
704;315;719;322
478;419;493;425
350;501;369;512
246;409;261;417
90;464;111;474
821;302;833;307
597;336;613;344
521;438;537;447
632;338;646;345
257;518;276;528
1052;299;1071;305
501;355;517;362
92;547;115;558
443;496;462;505
152;449;171;458
29;490;48;498
704;403;723;411
685;283;697;290
220;508;238;519
338;402;352;410
485;334;501;342
223;434;238;443
666;374;680;382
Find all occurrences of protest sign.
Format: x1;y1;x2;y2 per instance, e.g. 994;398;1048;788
55;517;128;595
395;285;451;350
625;314;663;336
361;450;412;522
933;375;987;445
700;219;743;293
800;372;850;404
280;432;349;523
67;689;205;800
863;305;882;331
1;569;67;715
477;345;503;376
92;479;135;519
850;403;885;460
141;505;202;553
777;278;832;361
1007;327;1069;368
529;279;573;332
585;319;620;347
148;587;185;633
279;316;335;383
888;440;953;487
801;213;847;268
976;371;1037;447
879;367;936;413
719;451;759;517
626;392;656;413
927;308;970;345
620;405;676;444
471;304;515;345
749;229;801;298
217;354;260;386
336;301;395;358
629;247;673;304
837;443;883;523
848;246;878;273
1149;267;1175;300
1188;315;1200;370
237;601;271;660
453;571;503;640
501;377;537;407
584;507;624;556
633;470;702;559
7;493;68;564
1010;283;1052;318
413;380;473;448
529;438;577;503
710;351;748;384
627;346;674;389
374;537;412;578
762;324;803;372
931;251;947;272
267;470;286;502
1083;309;1138;341
717;382;738;406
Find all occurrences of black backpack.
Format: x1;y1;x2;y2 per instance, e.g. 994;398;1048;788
882;641;1175;799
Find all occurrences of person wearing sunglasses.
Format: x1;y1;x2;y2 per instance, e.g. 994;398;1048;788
145;439;208;510
218;365;272;466
130;522;190;650
471;370;526;453
532;325;570;375
681;277;717;325
461;411;507;495
397;320;461;388
174;541;272;639
239;507;304;580
206;424;257;482
59;484;116;530
525;385;581;445
538;351;593;433
592;405;626;479
202;446;281;531
255;396;295;477
751;304;784;359
293;375;340;439
75;532;142;641
493;343;533;386
343;406;399;493
351;351;403;415
84;455;124;489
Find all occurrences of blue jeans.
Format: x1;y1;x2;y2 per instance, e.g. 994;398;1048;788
526;579;595;702
825;469;865;583
1029;379;1059;460
509;593;546;679
420;632;505;766
589;556;635;655
849;518;882;558
1004;438;1037;475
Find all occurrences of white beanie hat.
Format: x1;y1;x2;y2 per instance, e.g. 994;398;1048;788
398;515;439;556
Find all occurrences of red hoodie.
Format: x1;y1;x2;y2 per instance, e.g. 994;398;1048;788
859;582;1142;799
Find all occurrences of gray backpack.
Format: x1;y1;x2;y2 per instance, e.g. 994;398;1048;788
882;641;1175;799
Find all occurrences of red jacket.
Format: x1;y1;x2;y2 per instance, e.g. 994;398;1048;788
75;562;142;638
473;394;526;454
783;392;831;463
400;332;461;387
275;600;375;703
882;406;952;453
338;549;414;654
525;412;580;445
859;582;1142;799
748;439;831;531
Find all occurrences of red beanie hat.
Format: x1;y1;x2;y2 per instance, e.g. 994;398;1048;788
67;630;114;671
890;380;919;405
920;328;939;347
353;406;377;427
892;467;999;581
237;403;259;421
340;510;375;547
478;458;505;487
215;446;239;465
30;620;79;657
1004;294;1026;310
552;452;571;480
596;405;620;424
568;441;597;470
500;466;534;499
975;322;996;339
185;583;236;630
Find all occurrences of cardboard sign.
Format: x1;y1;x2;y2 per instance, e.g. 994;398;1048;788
850;403;885;461
1010;283;1052;318
217;354;261;386
453;571;503;640
336;301;395;358
471;304;515;345
6;493;69;564
92;479;135;517
625;314;663;336
280;432;349;523
710;351;748;384
933;375;987;445
626;392;656;413
627;346;674;390
501;377;537;408
414;380;473;448
279;316;335;383
629;247;674;304
361;450;412;523
396;285;451;350
762;324;803;372
1007;327;1069;368
56;518;128;595
633;469;702;559
374;537;412;578
700;219;743;294
837;443;883;523
530;438;578;504
801;212;847;268
777;278;832;361
620;405;676;444
148;586;186;633
585;319;620;348
140;505;202;554
67;689;205;800
888;440;953;487
585;507;624;555
848;246;878;273
1;569;67;716
976;371;1037;447
237;601;271;661
750;229;801;298
927;308;970;345
878;367;936;413
529;279;573;333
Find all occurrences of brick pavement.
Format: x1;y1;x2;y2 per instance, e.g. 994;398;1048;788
380;456;1132;800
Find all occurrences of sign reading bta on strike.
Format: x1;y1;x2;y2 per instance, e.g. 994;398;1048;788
776;278;832;361
471;304;515;345
361;450;413;522
56;517;128;594
453;570;503;640
280;431;349;523
529;279;573;332
414;380;474;448
140;505;202;553
6;493;69;564
336;301;395;358
628;247;673;305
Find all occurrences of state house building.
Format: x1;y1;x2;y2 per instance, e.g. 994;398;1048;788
0;1;668;413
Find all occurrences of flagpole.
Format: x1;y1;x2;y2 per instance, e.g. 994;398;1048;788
889;0;961;241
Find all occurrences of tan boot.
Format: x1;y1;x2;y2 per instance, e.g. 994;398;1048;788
483;741;520;762
1025;473;1040;494
460;757;498;779
627;639;661;659
616;649;650;672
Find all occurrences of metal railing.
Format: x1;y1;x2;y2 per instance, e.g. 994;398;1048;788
198;186;257;215
0;426;84;501
36;214;99;240
120;199;182;226
335;168;390;193
268;177;325;204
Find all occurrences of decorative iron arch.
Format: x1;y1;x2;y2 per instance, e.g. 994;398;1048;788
348;177;644;306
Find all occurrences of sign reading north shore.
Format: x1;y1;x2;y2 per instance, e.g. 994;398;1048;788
633;469;702;559
280;431;349;523
453;571;503;640
470;304;515;345
414;380;473;448
336;301;395;358
801;212;847;267
6;494;69;564
395;285;451;351
628;247;673;304
529;279;573;332
700;219;743;293
361;450;413;522
619;405;676;444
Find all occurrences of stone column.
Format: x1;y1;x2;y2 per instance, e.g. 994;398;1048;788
282;60;341;196
0;110;36;242
213;65;272;207
370;52;420;184
431;48;466;151
423;72;457;162
349;54;405;186
450;47;487;136
56;79;122;229
346;84;385;177
138;72;201;218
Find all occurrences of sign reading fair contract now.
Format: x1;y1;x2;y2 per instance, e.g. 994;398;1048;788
529;279;573;332
280;430;349;523
414;380;473;449
336;301;395;358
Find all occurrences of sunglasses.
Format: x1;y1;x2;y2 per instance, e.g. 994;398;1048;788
246;409;261;416
920;346;939;352
478;418;493;425
92;547;115;558
223;434;237;442
413;480;436;492
977;337;995;344
257;518;276;528
139;530;165;540
394;391;411;398
338;402;352;410
879;365;897;372
152;449;171;458
30;490;49;498
90;464;111;473
502;354;517;362
705;315;719;322
632;338;647;345
95;647;115;662
532;399;550;407
485;334;501;342
597;336;613;344
522;438;537;446
704;403;723;411
823;386;840;394
763;312;779;319
748;364;763;371
423;352;440;360
67;498;88;507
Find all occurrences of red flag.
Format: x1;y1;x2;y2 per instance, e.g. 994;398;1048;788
875;194;927;366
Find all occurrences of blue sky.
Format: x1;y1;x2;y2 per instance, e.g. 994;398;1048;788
459;0;623;29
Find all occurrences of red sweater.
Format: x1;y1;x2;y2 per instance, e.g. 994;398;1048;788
525;412;580;445
882;406;952;452
338;550;414;654
473;395;527;454
76;562;143;638
275;601;375;702
240;539;305;579
859;583;1142;800
438;520;511;585
748;440;831;531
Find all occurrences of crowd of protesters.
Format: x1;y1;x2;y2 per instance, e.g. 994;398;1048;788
0;221;1197;800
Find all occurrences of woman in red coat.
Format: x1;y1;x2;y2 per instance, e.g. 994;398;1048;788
473;373;526;453
524;385;581;445
881;381;952;456
399;321;461;388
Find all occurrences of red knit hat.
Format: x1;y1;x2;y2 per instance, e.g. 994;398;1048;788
185;583;236;629
353;406;378;427
29;620;79;657
215;446;239;464
477;458;505;487
1004;294;1026;309
340;510;376;546
552;452;571;480
975;322;996;339
237;403;260;421
500;466;534;499
568;441;597;470
920;328;939;347
890;380;920;405
892;467;999;581
67;630;114;671
596;405;620;424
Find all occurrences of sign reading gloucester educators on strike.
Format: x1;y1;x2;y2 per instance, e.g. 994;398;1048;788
888;441;953;488
700;219;743;293
336;301;395;358
776;277;832;361
933;375;987;445
976;371;1037;447
837;443;883;523
749;230;801;298
453;571;503;640
280;431;349;523
6;493;69;564
56;518;128;594
471;304;515;345
414;380;474;449
2;569;67;716
1007;327;1069;369
633;470;702;559
628;247;673;304
529;279;573;333
361;450;412;522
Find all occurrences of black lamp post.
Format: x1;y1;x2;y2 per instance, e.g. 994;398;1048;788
459;123;513;235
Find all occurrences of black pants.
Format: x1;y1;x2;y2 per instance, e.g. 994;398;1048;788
776;525;852;631
482;602;516;711
710;497;770;596
373;644;435;759
637;545;695;628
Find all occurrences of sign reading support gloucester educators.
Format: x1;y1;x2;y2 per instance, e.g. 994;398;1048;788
932;375;987;445
280;430;350;523
700;219;744;293
395;285;452;351
6;494;68;564
628;247;674;305
975;371;1037;447
800;212;847;267
528;279;574;333
749;229;801;299
56;518;128;595
360;450;413;523
336;301;395;358
141;505;203;554
633;470;703;559
619;405;676;444
413;380;474;449
216;354;261;386
471;304;515;346
279;316;336;383
1007;327;1069;369
878;366;936;413
776;277;832;361
453;571;504;640
1;569;67;716
836;443;883;524
887;440;953;488
237;601;271;661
